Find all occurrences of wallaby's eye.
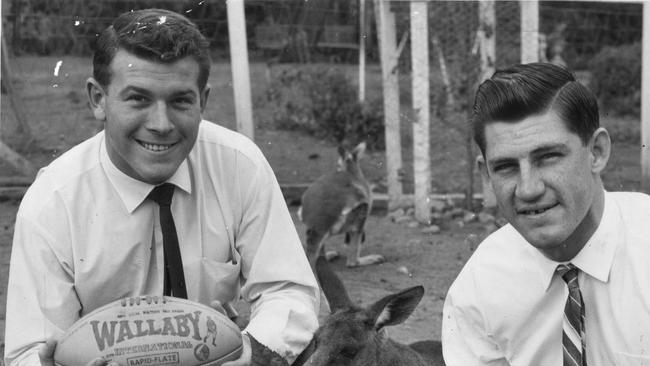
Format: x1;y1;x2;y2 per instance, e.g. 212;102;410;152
340;346;358;359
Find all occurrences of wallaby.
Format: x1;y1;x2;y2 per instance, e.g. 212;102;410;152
298;142;384;267
293;257;445;366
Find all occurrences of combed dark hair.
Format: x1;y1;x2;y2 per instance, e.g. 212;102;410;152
473;62;599;155
93;8;211;90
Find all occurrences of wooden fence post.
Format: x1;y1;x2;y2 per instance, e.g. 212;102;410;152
478;0;497;208
226;0;255;141
642;1;650;192
410;1;431;223
375;0;403;210
2;31;34;149
359;0;366;103
520;0;539;64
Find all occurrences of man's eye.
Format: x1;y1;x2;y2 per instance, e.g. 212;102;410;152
542;152;561;160
493;164;515;174
174;98;193;105
126;95;147;103
538;152;562;164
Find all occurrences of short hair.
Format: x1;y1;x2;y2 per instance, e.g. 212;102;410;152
472;62;599;156
93;8;211;91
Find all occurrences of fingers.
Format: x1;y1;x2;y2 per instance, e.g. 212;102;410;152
38;339;57;366
87;358;120;366
209;300;227;315
222;333;252;366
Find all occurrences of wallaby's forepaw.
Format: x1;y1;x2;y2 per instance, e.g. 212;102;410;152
347;254;385;267
325;250;340;262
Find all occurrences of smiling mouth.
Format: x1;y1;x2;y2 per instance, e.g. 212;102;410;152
136;139;176;152
519;203;559;216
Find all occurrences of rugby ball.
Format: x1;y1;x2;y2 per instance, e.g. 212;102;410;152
54;296;243;366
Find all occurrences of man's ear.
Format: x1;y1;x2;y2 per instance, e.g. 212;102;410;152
477;153;498;207
589;127;611;174
86;77;107;121
477;154;490;182
200;84;211;113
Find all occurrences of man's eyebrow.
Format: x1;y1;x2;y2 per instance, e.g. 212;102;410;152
171;90;198;98
118;86;197;98
487;143;569;167
530;143;569;156
118;85;151;96
487;156;516;168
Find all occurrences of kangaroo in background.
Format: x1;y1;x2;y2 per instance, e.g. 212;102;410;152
293;257;445;366
298;142;384;267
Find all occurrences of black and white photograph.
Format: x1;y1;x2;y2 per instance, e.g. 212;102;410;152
1;1;649;365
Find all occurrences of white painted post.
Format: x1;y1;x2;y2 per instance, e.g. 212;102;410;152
359;0;366;102
375;0;403;209
478;0;497;208
520;0;539;63
226;0;254;140
642;1;650;192
410;1;431;223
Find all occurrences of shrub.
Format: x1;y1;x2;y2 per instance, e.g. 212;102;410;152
264;67;385;150
588;42;641;117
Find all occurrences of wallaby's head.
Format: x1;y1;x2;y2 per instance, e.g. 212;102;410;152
295;257;425;366
337;142;366;176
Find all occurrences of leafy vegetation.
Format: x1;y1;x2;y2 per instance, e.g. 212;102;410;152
264;66;385;150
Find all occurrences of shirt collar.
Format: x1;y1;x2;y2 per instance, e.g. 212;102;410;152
100;135;192;213
533;191;620;291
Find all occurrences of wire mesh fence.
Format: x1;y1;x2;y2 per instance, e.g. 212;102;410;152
0;0;644;193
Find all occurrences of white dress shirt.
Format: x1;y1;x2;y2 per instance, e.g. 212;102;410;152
4;121;320;366
442;191;650;366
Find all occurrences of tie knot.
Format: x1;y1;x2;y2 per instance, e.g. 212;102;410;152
556;263;579;285
148;183;175;206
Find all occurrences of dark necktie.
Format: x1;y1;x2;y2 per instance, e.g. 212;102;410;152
556;263;586;366
148;183;187;299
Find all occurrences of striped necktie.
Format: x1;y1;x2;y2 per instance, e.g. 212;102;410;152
148;183;188;299
556;264;586;366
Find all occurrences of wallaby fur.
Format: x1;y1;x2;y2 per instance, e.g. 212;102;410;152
299;142;384;267
292;257;445;366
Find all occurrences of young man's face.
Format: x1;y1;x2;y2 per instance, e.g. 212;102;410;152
479;110;609;261
87;49;209;185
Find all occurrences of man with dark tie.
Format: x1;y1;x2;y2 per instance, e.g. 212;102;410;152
4;8;319;366
442;62;650;365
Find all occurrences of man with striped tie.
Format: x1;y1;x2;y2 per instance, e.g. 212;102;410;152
442;62;650;365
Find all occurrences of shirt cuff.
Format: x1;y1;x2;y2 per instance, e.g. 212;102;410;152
243;290;319;364
6;347;42;366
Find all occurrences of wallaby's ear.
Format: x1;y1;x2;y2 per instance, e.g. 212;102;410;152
352;142;366;161
315;256;353;311
367;286;424;330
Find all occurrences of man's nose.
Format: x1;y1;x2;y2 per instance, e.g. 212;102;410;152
146;102;174;134
515;165;544;201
